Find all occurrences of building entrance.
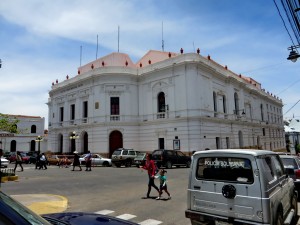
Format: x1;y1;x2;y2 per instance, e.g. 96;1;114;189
109;130;123;158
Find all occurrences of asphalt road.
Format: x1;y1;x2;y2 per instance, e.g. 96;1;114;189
1;163;191;225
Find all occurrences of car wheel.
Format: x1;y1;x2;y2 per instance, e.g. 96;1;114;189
166;161;172;169
186;161;191;168
274;211;283;225
102;161;109;167
291;194;298;223
125;160;132;167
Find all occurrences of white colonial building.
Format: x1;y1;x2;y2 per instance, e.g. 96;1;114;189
47;50;285;157
0;114;45;153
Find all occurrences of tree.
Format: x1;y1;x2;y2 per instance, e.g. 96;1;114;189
0;114;19;133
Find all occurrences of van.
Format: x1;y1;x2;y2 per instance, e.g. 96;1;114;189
185;149;298;225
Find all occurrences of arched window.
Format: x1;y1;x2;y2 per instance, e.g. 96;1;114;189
11;140;16;152
213;92;217;112
234;92;239;115
158;92;166;112
31;125;37;133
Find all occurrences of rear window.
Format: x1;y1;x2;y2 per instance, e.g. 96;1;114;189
281;158;298;169
196;157;254;183
152;150;163;156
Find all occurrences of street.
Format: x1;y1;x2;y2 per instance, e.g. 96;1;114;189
1;164;191;225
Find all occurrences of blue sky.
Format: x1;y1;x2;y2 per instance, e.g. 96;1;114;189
0;0;300;129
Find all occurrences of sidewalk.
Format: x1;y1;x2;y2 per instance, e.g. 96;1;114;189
11;194;68;215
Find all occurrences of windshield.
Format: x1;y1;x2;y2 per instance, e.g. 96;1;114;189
0;191;52;225
113;150;122;155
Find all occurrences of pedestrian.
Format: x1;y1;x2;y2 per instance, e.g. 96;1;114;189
35;151;40;169
71;151;82;171
155;169;171;200
140;153;159;198
84;150;92;171
39;153;47;170
14;151;24;172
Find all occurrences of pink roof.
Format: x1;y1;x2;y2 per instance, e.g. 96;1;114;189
136;50;178;67
77;50;178;74
78;52;135;74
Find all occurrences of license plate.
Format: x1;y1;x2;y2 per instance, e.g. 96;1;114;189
215;221;232;225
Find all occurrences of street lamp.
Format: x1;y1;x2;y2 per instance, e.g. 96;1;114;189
0;59;2;68
69;131;79;140
35;136;43;152
287;45;300;62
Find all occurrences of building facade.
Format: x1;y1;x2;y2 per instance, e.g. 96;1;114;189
0;114;45;153
47;50;285;157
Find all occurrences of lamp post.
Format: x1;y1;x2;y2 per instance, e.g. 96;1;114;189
69;131;79;153
287;45;300;62
35;136;43;152
0;59;2;68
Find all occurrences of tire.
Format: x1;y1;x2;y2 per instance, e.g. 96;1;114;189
274;211;283;225
186;161;191;168
166;161;172;169
291;194;298;224
102;161;109;167
125;160;132;167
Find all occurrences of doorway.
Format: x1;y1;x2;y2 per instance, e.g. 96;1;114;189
109;130;123;158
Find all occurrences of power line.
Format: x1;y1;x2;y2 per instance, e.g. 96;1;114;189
284;99;300;115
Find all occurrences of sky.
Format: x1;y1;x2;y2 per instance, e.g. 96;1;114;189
0;0;300;129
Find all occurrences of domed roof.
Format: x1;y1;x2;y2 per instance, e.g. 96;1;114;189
78;52;135;74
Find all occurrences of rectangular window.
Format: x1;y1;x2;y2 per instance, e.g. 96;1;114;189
111;97;120;115
216;137;220;149
83;101;88;118
226;137;230;149
70;104;75;120
196;157;253;183
59;107;64;122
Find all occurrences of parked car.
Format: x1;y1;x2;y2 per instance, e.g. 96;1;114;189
111;148;140;167
0;190;138;225
133;153;147;167
79;154;112;167
0;157;9;168
47;155;73;166
152;149;191;169
185;149;298;225
3;151;13;160
26;151;39;164
8;152;30;164
279;154;300;193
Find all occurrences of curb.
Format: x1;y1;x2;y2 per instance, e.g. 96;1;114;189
11;194;68;215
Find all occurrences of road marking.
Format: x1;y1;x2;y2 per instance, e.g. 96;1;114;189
138;219;162;225
95;210;114;215
116;214;137;220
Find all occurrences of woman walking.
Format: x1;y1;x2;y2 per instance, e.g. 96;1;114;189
14;151;24;172
71;151;82;171
140;153;159;198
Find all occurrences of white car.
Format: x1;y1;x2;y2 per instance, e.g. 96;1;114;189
79;154;112;167
1;157;9;168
